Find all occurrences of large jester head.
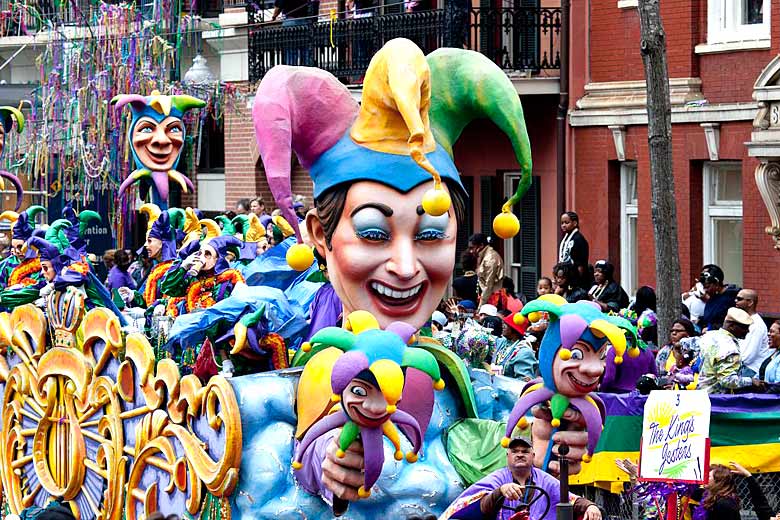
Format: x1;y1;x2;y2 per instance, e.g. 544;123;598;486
111;90;206;203
521;298;628;397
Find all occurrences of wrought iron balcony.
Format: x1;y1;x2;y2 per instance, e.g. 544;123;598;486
248;5;561;84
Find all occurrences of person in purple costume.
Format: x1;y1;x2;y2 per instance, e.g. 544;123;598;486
441;428;601;520
105;249;137;291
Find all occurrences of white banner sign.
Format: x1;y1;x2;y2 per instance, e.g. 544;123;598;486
639;390;711;484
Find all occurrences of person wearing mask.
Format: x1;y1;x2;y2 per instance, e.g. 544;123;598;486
552;262;587;303
697;308;762;394
655;318;697;376
734;289;771;376
453;250;480;304
445;428;602;520
467;233;504;305
694;462;772;520
759;320;780;384
588;260;629;313
698;265;740;331
558;211;589;277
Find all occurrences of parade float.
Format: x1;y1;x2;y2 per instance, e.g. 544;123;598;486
0;26;778;520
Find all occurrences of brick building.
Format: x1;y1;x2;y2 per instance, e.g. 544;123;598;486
568;0;780;314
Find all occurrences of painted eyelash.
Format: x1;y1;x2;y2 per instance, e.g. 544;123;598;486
415;230;449;241
355;229;390;241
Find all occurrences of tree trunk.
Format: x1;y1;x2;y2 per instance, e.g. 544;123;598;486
637;0;681;347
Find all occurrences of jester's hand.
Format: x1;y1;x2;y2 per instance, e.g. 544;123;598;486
322;430;365;502
531;405;589;477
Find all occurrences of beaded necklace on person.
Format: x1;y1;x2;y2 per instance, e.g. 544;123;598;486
494;338;521;366
591;282;607;300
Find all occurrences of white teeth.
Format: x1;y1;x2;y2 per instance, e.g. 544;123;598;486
371;282;422;300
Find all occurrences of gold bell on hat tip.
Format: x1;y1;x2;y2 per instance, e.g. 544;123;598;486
301;341;312;353
513;313;527;326
551;418;561;428
331;394;341;403
559;349;572;361
582;454;592;463
406;452;419;463
614;356;624;364
433;379;445;391
292;461;303;470
422;187;451;216
518;416;529;429
386;404;397;414
286;243;315;271
336;449;346;458
628;347;641;358
493;212;520;239
358;486;371;498
501;437;510;448
394;450;404;461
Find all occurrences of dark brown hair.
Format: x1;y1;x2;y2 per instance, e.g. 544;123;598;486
315;180;467;249
703;464;739;511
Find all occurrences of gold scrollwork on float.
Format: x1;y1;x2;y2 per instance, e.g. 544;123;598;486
0;302;242;520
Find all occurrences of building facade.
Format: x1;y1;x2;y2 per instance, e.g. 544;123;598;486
569;0;780;314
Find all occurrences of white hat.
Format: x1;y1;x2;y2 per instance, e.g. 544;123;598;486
479;304;498;317
431;310;448;328
725;307;753;326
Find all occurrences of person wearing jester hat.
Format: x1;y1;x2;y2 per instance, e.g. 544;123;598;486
292;311;445;515
61;200;101;255
0;105;26;212
252;38;581;505
111;91;206;209
0;205;46;289
127;203;179;309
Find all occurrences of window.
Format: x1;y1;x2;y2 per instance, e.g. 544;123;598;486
620;162;638;297
703;162;743;287
707;0;770;44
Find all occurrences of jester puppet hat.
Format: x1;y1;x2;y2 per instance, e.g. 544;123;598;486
112;90;206;202
253;38;533;269
0;106;25;211
0;205;46;242
502;298;628;460
62;201;101;253
293;311;444;497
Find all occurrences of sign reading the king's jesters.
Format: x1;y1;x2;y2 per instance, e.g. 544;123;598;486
639;390;711;484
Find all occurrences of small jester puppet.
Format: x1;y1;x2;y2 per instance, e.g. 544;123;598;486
0;105;26;211
503;298;632;469
0;205;46;288
111;90;206;208
293;311;445;513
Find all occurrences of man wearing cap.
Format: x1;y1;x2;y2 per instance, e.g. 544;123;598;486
442;428;601;520
698;265;740;331
697;307;763;394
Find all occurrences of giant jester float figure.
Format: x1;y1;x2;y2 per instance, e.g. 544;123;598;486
249;37;544;513
111;91;206;209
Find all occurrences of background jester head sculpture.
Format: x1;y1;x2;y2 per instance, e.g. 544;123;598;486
293;311;444;499
253;38;533;279
111;90;206;206
0;106;26;211
502;298;628;462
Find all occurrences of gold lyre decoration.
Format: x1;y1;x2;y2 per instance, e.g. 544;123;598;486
0;303;242;520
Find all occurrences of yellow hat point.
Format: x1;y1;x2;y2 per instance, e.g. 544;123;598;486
422;187;451;217
292;461;303;470
628;347;640;358
301;342;312;353
582;453;592;463
513;313;527;326
336;449;346;458
394;450;404;461
559;349;572;361
518;416;529;429
407;334;417;345
286;243;314;271
358;486;371;499
528;311;542;323
551;418;561;428
386;404;397;414
614;355;624;365
493;212;520;239
501;437;510;448
406;452;419;463
433;379;445;391
331;394;341;403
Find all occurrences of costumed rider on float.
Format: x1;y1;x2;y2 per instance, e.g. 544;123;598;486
0;206;46;292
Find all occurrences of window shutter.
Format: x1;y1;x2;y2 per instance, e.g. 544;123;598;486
518;178;540;301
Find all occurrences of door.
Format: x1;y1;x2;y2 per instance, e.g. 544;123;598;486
503;173;540;301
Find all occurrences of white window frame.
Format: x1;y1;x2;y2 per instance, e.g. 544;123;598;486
706;0;770;45
620;162;638;297
197;171;226;212
703;161;743;285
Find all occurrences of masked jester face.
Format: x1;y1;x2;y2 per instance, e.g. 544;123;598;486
132;116;185;172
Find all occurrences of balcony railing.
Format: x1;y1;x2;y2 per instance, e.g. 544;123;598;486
248;5;561;84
